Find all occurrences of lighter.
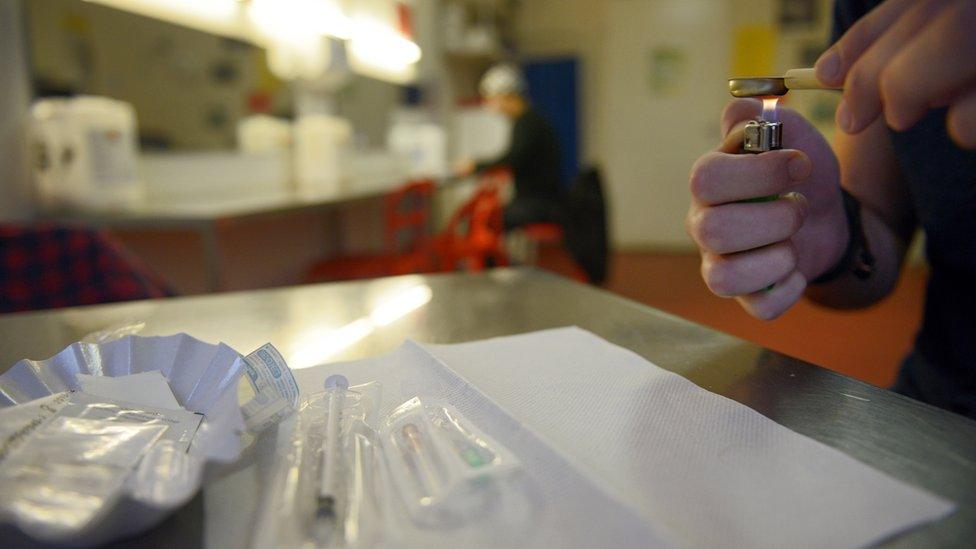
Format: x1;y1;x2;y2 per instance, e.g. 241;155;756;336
742;119;782;154
741;110;782;292
740;118;782;203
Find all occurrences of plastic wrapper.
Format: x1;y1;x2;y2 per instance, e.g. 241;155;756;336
0;389;206;543
0;334;298;547
0;416;167;538
251;381;382;549
253;386;524;547
381;397;520;526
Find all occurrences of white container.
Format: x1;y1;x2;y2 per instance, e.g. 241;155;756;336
29;96;143;212
293;114;352;196
387;119;447;179
237;114;292;154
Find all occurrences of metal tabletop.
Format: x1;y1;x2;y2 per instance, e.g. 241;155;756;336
1;268;973;548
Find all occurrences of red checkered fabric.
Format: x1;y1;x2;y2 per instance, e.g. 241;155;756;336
1;223;174;313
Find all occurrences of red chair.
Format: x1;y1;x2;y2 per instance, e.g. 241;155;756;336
305;179;436;282
434;169;509;272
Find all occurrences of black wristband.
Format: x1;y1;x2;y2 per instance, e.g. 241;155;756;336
810;189;875;284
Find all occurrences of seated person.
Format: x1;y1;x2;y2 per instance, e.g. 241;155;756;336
456;63;564;230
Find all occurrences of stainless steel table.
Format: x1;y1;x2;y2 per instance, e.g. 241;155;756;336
1;268;973;547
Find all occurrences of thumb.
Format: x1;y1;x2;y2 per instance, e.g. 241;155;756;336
721;98;763;137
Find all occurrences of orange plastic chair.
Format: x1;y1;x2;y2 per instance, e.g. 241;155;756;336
434;169;509;272
305;179;436;282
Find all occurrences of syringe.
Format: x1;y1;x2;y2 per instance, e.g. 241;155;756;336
318;375;349;519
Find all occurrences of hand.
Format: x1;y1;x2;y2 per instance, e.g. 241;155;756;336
686;100;848;320
815;0;976;148
453;158;476;178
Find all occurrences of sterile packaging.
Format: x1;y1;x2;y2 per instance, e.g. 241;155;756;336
0;389;207;542
0;333;298;547
381;397;520;526
252;381;383;549
253;386;523;547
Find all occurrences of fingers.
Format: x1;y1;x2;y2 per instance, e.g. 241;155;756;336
835;0;952;134
736;271;808;320
815;0;918;87
947;88;976;149
701;241;798;297
687;193;809;254
881;0;976;131
690;150;811;205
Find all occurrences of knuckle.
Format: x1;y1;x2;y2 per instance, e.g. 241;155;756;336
753;303;781;321
878;64;904;104
774;201;804;237
781;241;799;270
759;153;786;185
684;207;697;238
845;62;870;92
768;242;798;277
695;210;727;252
702;257;734;296
688;155;715;200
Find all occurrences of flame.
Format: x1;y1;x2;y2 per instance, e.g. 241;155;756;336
761;97;779;123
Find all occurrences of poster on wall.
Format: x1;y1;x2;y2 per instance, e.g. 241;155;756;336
647;46;685;96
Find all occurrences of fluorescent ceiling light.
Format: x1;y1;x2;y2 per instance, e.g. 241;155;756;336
347;16;422;82
248;0;351;42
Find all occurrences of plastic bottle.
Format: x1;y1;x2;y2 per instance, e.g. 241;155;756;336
292;114;352;196
29;96;143;211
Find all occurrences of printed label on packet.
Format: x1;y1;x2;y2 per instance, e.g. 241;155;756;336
239;343;300;433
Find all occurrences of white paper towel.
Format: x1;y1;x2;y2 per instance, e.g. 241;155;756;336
289;328;953;548
423;327;954;548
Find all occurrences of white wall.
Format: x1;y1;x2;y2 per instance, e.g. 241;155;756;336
0;0;32;220
598;0;733;248
515;0;608;168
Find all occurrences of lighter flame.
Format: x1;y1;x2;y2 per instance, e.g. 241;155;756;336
761;97;779;123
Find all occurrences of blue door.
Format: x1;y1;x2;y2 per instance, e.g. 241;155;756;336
523;57;579;191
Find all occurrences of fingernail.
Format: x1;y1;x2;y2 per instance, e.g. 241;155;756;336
787;154;810;181
816;51;840;82
836;100;854;133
